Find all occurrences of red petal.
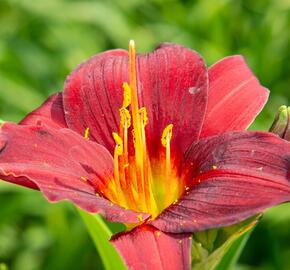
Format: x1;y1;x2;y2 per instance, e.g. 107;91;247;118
111;224;192;270
64;49;128;154
151;132;290;233
63;44;208;155
20;92;67;128
137;44;208;157
200;56;269;138
0;122;148;223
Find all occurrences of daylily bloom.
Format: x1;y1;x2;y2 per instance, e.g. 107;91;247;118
1;41;290;270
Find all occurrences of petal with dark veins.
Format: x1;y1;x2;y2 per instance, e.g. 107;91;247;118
63;44;208;156
0;122;149;223
151;131;290;233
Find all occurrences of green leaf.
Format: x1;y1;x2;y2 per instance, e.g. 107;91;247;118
0;263;8;270
214;228;250;270
77;208;127;270
192;215;261;270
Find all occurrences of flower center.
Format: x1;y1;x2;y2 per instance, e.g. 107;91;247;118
106;41;184;219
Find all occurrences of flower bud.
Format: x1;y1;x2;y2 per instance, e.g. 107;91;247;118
269;105;290;141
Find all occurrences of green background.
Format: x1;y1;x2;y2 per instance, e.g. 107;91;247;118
0;0;290;269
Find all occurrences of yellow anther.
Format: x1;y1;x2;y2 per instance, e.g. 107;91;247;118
112;132;123;155
139;107;148;126
161;124;173;147
84;127;90;139
212;165;217;170
120;107;131;128
122;82;131;108
80;176;87;182
185;186;190;191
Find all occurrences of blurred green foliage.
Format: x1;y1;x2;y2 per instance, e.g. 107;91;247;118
0;0;289;269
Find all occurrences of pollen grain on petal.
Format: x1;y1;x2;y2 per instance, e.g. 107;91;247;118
155;230;161;237
137;214;143;222
84;127;90;140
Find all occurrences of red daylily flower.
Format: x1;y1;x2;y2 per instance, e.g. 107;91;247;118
1;41;290;270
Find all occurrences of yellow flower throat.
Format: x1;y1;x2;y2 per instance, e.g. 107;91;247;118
94;41;183;219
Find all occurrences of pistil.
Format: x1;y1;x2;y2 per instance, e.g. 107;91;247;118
128;41;146;210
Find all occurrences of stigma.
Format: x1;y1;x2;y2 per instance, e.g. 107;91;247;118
106;41;182;218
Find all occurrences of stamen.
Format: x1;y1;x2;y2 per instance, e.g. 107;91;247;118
138;107;153;213
119;108;137;210
84;127;90;140
112;132;127;207
161;124;173;206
